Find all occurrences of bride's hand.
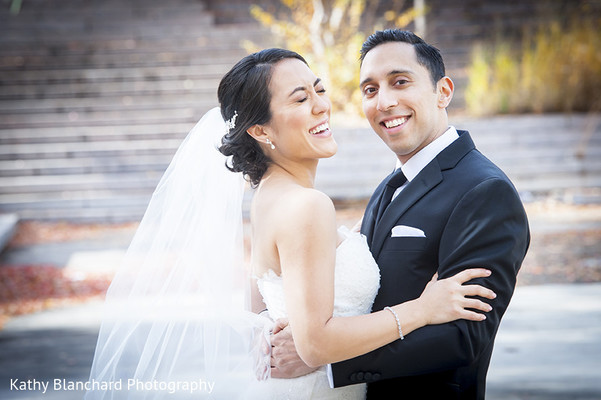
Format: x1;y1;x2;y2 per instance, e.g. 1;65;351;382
351;217;363;233
270;318;319;379
417;268;496;325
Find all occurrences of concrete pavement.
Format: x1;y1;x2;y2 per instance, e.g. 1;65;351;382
486;283;601;400
1;281;600;399
1;207;600;399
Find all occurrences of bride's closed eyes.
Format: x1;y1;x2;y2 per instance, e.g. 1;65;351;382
290;79;327;103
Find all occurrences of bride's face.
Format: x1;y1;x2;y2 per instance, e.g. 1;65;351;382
263;58;337;161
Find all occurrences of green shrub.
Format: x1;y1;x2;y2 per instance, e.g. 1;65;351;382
466;18;601;116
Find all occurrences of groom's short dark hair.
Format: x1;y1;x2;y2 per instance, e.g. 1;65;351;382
360;29;445;87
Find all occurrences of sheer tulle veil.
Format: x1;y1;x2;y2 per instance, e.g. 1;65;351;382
85;108;271;399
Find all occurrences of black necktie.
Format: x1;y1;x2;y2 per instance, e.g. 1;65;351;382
376;169;407;223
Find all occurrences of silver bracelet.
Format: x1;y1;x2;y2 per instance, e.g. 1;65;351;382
384;306;404;340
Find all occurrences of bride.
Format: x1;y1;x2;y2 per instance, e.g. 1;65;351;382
85;48;495;399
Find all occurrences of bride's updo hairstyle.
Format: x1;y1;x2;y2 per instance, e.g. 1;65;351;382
218;48;307;187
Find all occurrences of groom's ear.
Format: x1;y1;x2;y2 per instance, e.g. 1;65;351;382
436;76;454;109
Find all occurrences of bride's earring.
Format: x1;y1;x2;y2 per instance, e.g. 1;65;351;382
265;138;275;150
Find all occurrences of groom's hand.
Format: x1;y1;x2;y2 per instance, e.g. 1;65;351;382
270;318;319;378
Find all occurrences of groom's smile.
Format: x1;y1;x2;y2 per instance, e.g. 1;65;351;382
380;115;410;135
360;41;452;164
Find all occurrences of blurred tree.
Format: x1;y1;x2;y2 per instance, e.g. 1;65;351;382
243;0;426;116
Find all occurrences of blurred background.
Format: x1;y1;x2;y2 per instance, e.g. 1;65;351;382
0;0;600;399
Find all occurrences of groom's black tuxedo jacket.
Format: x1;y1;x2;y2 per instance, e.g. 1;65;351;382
331;131;530;399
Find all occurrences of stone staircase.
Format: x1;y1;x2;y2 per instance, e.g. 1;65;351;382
0;0;267;222
1;0;600;223
316;113;601;204
456;114;601;200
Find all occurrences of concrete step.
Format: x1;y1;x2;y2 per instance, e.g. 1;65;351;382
318;173;601;201
0;27;264;52
0;116;199;135
0;106;215;131
2;11;216;35
0;3;210;23
0;107;203;128
0;121;195;145
0;43;246;67
3;133;597;162
0;63;234;86
480;146;601;164
324;154;601;180
501;159;601;178
0;76;222;98
0;51;248;71
0;191;153;211
0;189;254;223
0;122;193;145
0;92;219;113
0;0;205;11
512;175;601;195
0;155;174;177
0;172;163;194
317;158;601;193
7;204;148;223
0;27;261;52
0;187;153;203
0;138;183;161
335;128;601;152
459;114;599;141
473;130;601;148
2;16;215;36
0;23;266;48
0;41;245;60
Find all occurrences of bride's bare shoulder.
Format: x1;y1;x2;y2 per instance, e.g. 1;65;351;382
280;187;335;219
273;187;337;246
252;181;336;232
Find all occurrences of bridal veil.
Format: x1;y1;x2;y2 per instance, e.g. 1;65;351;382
85;108;271;399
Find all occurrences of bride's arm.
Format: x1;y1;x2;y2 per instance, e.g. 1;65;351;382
276;190;493;368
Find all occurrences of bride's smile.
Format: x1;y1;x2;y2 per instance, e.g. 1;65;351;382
260;58;338;162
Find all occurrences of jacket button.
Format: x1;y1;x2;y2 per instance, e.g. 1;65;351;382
364;372;372;381
372;373;381;381
350;373;357;382
356;372;364;381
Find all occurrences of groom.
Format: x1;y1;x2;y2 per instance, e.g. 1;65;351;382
271;29;530;399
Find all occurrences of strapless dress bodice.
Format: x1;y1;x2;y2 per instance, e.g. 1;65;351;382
254;227;380;400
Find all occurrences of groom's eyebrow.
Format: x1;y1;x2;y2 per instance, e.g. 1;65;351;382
359;77;372;89
359;69;414;88
289;78;322;97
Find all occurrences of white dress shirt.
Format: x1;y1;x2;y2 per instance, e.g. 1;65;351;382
392;126;459;200
326;126;459;388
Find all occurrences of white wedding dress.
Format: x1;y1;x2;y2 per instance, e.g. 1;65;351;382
254;227;381;399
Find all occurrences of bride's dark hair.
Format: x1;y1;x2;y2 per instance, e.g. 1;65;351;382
218;48;307;187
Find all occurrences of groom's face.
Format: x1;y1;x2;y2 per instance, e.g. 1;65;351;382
359;41;451;164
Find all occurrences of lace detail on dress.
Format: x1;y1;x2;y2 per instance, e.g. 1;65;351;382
255;227;380;399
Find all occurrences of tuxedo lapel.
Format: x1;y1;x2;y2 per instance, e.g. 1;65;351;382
365;130;476;259
371;161;443;259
